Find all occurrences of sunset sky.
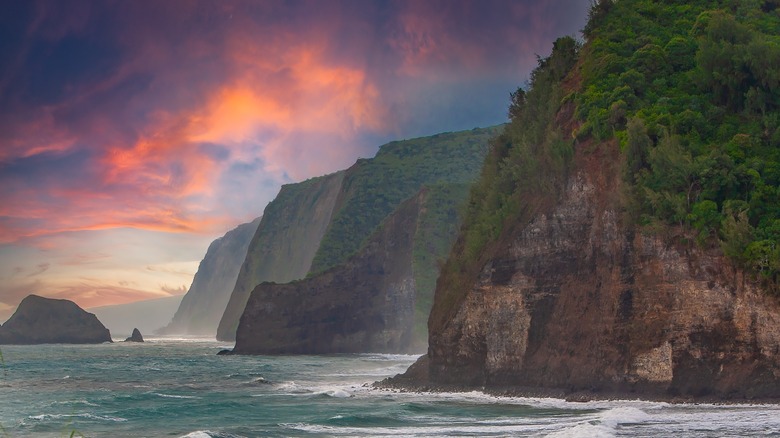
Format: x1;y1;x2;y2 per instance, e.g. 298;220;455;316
0;0;589;319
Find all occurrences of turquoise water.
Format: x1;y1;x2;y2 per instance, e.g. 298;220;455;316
1;338;779;437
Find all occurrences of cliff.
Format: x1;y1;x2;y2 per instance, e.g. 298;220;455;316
216;172;346;341
0;295;112;344
217;127;498;342
159;218;260;336
411;142;780;400
232;190;425;354
387;0;780;400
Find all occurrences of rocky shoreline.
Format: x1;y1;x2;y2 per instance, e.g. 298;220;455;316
375;373;780;405
373;355;780;405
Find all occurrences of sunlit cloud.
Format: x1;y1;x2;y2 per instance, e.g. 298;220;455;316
0;0;590;313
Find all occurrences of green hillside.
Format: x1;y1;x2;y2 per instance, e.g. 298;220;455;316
309;127;501;274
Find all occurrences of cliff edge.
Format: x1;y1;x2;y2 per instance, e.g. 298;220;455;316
216;172;346;341
159;218;260;336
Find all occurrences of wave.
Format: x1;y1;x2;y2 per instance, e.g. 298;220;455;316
178;431;248;438
358;353;424;361
283;421;587;436
28;412;127;423
314;387;352;398
152;392;201;399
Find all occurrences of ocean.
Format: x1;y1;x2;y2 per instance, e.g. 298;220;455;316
1;338;779;437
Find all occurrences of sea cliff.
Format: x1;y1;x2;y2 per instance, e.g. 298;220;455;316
216;171;345;341
160;218;260;336
384;0;780;400
394;141;780;400
233;190;426;354
218;127;498;343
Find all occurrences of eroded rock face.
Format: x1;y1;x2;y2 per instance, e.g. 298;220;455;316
0;295;112;344
420;144;780;400
232;191;425;354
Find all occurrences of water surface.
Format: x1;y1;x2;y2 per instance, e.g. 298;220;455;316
1;338;778;437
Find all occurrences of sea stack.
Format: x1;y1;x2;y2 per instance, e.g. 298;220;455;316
0;295;112;344
124;328;144;342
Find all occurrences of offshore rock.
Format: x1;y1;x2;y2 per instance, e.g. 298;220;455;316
0;295;112;344
232;190;426;354
124;328;144;342
405;142;780;401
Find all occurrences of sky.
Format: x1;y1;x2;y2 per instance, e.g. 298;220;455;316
0;0;589;320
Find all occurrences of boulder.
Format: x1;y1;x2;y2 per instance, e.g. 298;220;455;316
124;328;144;342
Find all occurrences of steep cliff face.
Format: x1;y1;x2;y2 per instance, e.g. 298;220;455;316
218;127;497;342
0;295;112;344
159;218;260;336
216;171;345;341
232;190;425;354
416;143;780;400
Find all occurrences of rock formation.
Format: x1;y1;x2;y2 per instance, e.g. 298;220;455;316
159;218;260;336
0;295;112;344
124;328;144;342
232;190;425;354
394;141;780;400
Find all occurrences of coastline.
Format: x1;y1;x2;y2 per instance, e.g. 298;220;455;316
374;356;780;406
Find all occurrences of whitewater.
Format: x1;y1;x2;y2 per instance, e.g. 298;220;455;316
1;338;778;437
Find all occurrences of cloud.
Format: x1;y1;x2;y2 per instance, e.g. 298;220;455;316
160;284;188;296
0;0;590;309
0;279;175;315
26;263;50;277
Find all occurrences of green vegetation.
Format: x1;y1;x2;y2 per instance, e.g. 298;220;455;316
431;0;780;330
309;127;500;274
579;0;780;290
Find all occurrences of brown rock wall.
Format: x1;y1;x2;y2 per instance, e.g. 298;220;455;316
420;143;780;400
